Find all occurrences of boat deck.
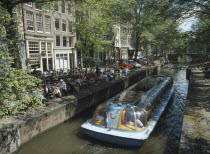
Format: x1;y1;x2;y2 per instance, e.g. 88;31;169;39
112;76;162;105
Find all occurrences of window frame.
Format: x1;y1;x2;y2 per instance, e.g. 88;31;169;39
28;41;40;65
69;37;73;47
69;21;73;32
36;13;43;32
61;2;66;14
68;3;72;14
45;15;51;33
55;18;60;31
63;36;67;47
62;20;67;32
56;36;60;47
54;2;59;11
26;11;34;31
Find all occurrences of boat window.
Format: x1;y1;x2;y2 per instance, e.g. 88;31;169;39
92;106;109;126
118;107;136;131
134;108;146;128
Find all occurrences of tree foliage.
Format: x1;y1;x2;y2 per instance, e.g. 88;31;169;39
0;2;44;117
174;0;210;57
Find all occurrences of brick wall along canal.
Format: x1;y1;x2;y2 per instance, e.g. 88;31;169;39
14;67;188;154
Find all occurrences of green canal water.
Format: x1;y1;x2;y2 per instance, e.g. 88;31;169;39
14;67;188;154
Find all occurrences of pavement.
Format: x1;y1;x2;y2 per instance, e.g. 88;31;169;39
179;68;210;154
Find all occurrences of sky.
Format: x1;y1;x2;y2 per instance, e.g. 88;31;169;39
179;17;198;32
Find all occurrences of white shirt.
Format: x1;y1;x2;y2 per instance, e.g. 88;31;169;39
57;81;66;89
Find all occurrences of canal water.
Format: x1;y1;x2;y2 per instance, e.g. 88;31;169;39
14;67;188;154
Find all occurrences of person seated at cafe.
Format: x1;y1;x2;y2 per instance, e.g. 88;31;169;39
85;69;97;81
59;69;64;76
26;62;31;72
57;79;67;96
51;83;62;98
42;84;49;99
104;70;112;82
67;69;73;75
95;67;101;77
74;81;80;93
123;66;129;76
104;69;111;76
32;67;38;75
67;79;74;94
43;70;50;77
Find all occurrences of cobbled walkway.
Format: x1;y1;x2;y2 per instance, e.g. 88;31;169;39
179;68;210;154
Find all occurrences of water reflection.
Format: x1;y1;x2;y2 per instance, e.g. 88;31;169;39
14;68;188;154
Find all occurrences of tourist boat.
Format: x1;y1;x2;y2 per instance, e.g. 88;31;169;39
81;75;174;146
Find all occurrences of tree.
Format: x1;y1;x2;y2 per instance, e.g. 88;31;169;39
0;37;43;117
74;0;123;66
0;1;47;117
172;0;210;61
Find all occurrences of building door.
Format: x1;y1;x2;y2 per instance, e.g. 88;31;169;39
42;58;47;71
48;58;53;71
69;53;74;70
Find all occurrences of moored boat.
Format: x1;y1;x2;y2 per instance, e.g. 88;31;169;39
81;75;174;146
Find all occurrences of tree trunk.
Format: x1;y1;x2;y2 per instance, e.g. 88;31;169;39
134;31;140;61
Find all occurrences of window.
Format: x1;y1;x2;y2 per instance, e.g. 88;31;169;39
41;42;46;57
62;20;66;31
29;42;39;53
54;2;59;11
92;106;109;127
61;2;65;13
76;33;80;41
45;16;51;33
56;36;60;46
28;42;39;65
63;37;67;47
47;42;52;57
36;14;43;32
68;3;72;14
69;21;73;32
76;11;80;23
55;54;68;70
55;18;59;30
26;11;34;31
69;37;73;47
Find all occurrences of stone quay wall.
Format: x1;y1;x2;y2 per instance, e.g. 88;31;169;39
0;67;157;154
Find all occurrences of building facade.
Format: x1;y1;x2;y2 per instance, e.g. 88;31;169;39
114;24;133;60
22;1;77;72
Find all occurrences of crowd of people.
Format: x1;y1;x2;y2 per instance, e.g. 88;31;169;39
29;66;131;101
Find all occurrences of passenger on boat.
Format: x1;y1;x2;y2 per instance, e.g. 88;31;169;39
96;109;106;121
122;110;135;126
136;112;144;128
122;110;144;128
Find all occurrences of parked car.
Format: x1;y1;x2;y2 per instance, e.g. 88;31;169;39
118;61;133;68
137;58;147;65
128;60;141;68
201;61;210;67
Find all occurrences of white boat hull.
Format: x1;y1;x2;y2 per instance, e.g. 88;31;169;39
82;87;174;146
